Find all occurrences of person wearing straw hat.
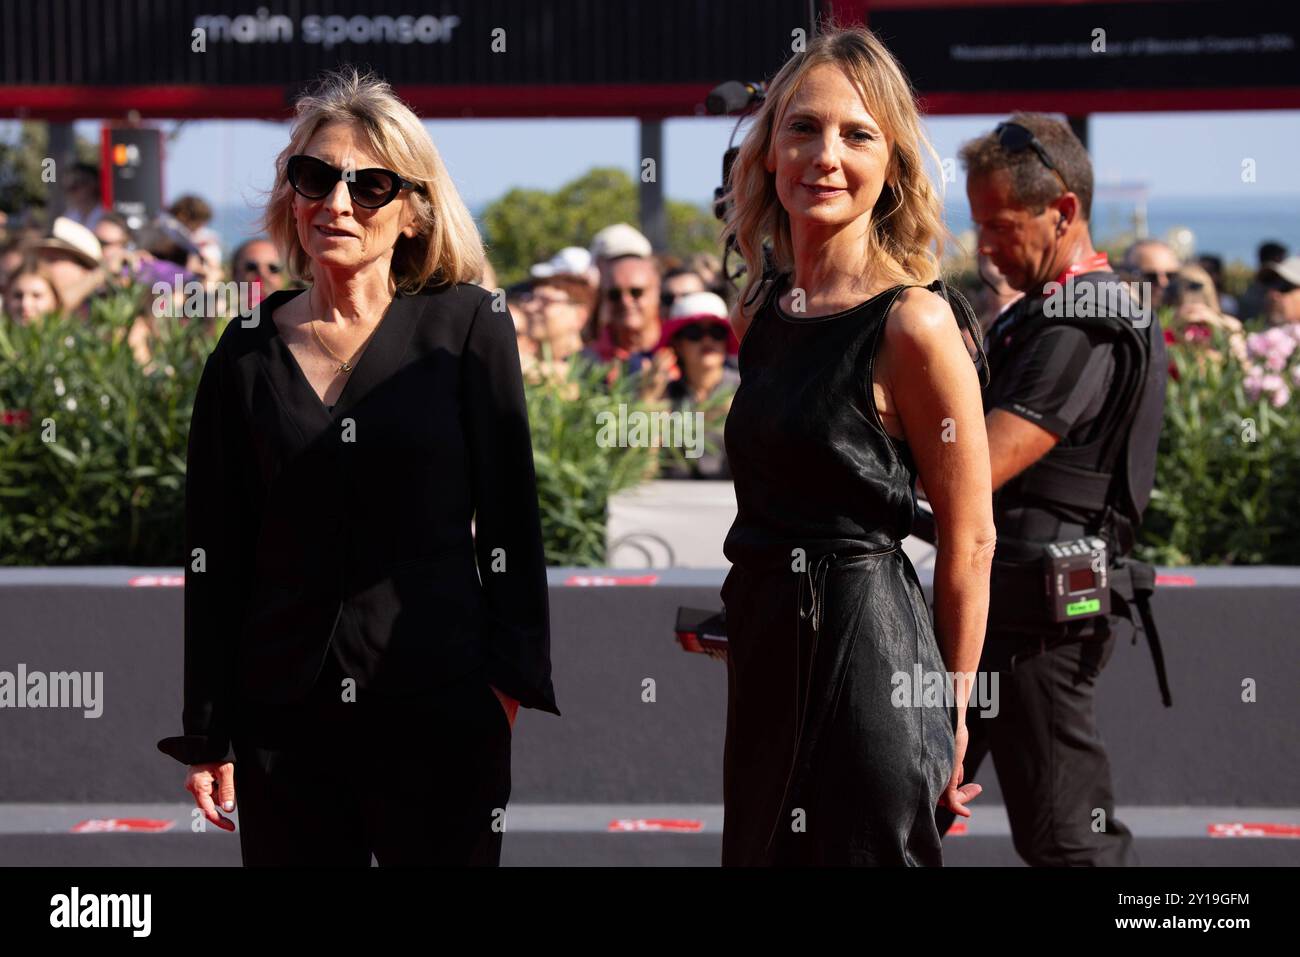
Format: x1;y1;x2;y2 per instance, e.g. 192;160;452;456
32;216;105;313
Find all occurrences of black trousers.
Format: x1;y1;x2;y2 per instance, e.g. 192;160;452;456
231;651;512;866
934;622;1139;866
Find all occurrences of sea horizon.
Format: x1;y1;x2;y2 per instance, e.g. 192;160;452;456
208;192;1300;269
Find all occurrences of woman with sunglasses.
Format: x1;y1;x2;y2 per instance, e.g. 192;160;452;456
657;291;740;480
157;66;558;866
717;26;995;866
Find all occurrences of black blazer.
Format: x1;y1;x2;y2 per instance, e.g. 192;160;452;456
158;282;559;766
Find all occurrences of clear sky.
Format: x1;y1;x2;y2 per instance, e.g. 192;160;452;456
55;109;1300;212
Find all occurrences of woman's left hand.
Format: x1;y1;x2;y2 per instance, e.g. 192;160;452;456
938;721;983;817
489;684;519;729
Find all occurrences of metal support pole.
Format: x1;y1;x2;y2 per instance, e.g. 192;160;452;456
638;118;666;252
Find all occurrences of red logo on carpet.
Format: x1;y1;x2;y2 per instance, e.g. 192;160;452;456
128;575;184;587
1208;822;1300;838
71;818;176;833
566;574;659;587
608;818;703;833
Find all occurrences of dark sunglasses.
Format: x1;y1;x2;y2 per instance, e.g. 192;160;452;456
605;286;646;303
286;154;422;209
1265;276;1299;294
995;122;1070;196
242;260;282;275
1141;270;1176;285
674;321;729;343
1164;276;1206;297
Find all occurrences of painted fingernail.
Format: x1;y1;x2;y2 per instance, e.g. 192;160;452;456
223;801;234;811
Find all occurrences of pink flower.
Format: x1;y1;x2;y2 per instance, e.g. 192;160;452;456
1265;327;1296;357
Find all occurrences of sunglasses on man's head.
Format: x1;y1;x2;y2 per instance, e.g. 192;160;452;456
674;321;729;343
995;121;1071;196
605;286;646;303
286;154;422;209
1265;276;1299;294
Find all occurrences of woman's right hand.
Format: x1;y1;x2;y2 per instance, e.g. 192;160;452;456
186;761;237;831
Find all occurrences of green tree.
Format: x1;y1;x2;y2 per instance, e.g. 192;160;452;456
479;166;723;286
0;122;98;218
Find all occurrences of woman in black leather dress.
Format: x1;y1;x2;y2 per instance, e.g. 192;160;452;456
717;26;997;866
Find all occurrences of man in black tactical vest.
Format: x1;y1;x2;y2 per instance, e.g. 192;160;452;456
932;114;1169;866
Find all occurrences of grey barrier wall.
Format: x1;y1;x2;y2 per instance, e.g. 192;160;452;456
0;566;1296;806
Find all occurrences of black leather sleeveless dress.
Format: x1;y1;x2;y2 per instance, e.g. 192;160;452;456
720;274;988;866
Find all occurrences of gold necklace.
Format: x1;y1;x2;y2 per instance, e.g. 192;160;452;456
310;317;358;374
308;288;384;375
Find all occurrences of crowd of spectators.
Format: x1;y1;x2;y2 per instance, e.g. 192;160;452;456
4;165;1297;473
502;221;740;479
1;177;290;368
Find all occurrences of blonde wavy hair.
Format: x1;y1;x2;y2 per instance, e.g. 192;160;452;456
263;66;485;294
721;25;949;320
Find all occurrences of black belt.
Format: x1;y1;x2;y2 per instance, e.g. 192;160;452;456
795;541;903;636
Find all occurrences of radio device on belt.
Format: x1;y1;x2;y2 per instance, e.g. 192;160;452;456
1044;536;1110;621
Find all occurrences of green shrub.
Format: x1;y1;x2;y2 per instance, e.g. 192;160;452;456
5;291;1296;568
1138;321;1300;566
0;295;660;567
524;354;660;566
0;287;214;565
